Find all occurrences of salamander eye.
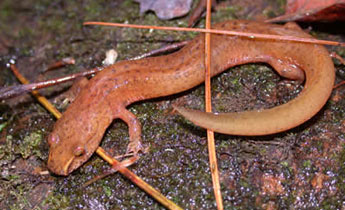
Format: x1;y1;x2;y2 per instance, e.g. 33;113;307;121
74;146;85;157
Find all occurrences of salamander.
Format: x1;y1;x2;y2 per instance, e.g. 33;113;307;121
47;20;335;175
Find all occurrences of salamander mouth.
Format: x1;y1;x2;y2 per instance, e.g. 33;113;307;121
47;152;74;176
62;156;75;176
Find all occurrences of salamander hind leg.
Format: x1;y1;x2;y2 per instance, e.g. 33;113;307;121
267;58;305;82
117;109;144;154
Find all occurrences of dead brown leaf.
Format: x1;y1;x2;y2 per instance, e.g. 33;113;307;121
269;0;345;22
135;0;193;20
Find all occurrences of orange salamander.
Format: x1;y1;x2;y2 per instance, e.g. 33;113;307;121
47;20;335;175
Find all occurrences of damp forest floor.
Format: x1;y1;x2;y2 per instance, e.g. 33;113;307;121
0;0;345;209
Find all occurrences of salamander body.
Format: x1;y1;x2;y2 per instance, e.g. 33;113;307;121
47;20;334;175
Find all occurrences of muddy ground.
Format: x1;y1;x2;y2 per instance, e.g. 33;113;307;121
0;0;344;209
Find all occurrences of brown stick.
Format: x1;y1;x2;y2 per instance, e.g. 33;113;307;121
0;67;103;99
83;21;345;47
1;42;189;100
130;41;189;60
334;81;345;89
44;57;76;72
204;1;223;210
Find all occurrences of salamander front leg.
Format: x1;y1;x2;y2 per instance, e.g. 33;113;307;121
118;109;143;154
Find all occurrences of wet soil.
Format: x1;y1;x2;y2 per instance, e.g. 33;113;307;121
0;0;344;209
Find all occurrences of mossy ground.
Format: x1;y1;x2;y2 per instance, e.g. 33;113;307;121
0;0;344;209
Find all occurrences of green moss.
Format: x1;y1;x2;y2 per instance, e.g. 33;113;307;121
0;135;15;162
17;131;43;159
42;193;70;210
103;184;112;197
42;18;67;33
18;27;35;40
276;0;287;12
302;159;312;169
0;122;7;132
0;0;14;20
338;145;345;193
84;1;102;16
212;6;238;23
121;0;138;11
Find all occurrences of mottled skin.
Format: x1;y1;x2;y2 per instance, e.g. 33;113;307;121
47;20;334;175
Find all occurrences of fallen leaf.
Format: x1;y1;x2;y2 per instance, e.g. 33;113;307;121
269;0;345;22
134;0;193;20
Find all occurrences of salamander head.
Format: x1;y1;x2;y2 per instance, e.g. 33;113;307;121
47;109;112;176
